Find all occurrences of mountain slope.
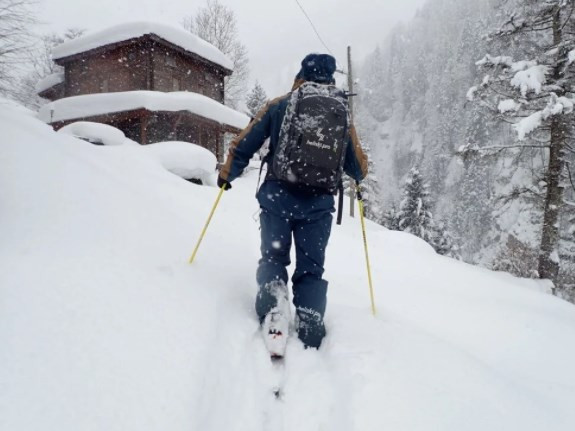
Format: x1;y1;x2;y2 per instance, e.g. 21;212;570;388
1;102;574;431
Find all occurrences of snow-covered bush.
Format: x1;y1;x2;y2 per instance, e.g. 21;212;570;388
58;121;133;146
142;141;217;185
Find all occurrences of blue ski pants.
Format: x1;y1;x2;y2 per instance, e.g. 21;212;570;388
255;181;334;348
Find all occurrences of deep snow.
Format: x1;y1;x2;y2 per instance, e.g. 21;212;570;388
1;102;575;431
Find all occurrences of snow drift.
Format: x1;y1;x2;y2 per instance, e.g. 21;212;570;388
1;102;575;431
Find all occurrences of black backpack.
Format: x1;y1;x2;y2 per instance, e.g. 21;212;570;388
271;82;350;194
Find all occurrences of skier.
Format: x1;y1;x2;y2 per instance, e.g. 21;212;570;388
218;53;368;356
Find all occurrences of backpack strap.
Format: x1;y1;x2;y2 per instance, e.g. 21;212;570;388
255;152;272;196
336;181;344;225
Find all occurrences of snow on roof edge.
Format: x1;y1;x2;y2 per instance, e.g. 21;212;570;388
52;21;233;71
37;91;250;130
36;72;65;94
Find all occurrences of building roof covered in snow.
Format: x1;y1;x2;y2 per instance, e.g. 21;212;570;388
52;21;233;72
35;72;65;94
38;90;250;130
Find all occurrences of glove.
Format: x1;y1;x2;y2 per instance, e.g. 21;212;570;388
217;176;232;190
356;184;363;201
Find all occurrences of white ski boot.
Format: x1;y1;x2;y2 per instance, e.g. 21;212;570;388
261;281;290;358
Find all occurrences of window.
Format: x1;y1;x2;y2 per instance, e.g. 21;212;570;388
219;86;225;102
100;78;109;92
166;54;177;67
172;77;180;91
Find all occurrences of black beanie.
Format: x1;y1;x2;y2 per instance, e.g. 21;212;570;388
297;53;337;84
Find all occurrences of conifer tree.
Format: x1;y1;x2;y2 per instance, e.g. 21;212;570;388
245;81;268;118
469;0;575;287
381;202;400;231
397;167;435;243
358;134;383;223
432;220;460;259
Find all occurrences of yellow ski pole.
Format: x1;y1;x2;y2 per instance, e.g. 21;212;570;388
189;185;226;264
357;186;377;316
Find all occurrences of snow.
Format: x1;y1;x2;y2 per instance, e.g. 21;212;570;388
511;64;548;96
466;85;477;101
476;54;513;68
514;93;574;140
2;102;575;430
58;121;132;146
0;97;36;116
142;141;217;183
35;72;64;93
52;21;233;71
569;49;575;65
498;98;520;113
511;60;538;72
515;112;544;140
38;90;250;130
476;55;548;96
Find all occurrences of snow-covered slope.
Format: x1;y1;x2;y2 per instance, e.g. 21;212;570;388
1;103;575;431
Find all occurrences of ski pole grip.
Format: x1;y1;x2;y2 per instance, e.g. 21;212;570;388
356;182;363;201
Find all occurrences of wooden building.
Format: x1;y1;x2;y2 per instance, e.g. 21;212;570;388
38;22;248;160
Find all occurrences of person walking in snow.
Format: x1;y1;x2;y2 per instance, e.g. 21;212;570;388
218;53;367;355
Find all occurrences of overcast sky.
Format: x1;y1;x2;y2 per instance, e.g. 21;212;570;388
37;0;426;96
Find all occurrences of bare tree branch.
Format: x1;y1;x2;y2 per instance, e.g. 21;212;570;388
0;0;36;95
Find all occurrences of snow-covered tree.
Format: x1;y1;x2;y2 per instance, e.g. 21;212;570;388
469;0;575;287
492;234;539;278
359;138;384;224
396;167;459;257
183;0;249;109
245;81;267;118
357;0;499;265
13;29;84;109
244;81;269;160
397;167;435;243
431;220;460;259
0;0;35;96
381;203;400;231
558;206;575;300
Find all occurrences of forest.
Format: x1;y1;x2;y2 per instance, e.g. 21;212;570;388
357;0;575;301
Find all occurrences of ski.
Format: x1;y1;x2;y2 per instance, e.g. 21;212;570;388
262;307;289;358
270;355;285;400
